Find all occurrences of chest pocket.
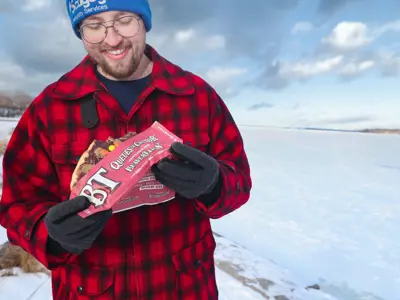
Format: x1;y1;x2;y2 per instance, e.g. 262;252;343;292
50;142;90;199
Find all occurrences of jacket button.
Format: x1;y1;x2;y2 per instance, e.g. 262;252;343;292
24;230;29;238
77;286;84;293
195;260;202;266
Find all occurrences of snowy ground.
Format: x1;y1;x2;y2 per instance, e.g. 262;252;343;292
212;126;400;300
0;119;399;299
0;226;334;300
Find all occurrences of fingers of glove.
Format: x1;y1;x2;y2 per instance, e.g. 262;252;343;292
169;142;212;167
64;220;102;239
60;237;94;253
54;208;111;234
156;159;199;182
52;225;100;251
47;229;81;251
151;168;170;187
152;163;197;185
48;216;97;238
48;196;91;223
67;211;110;239
175;185;202;199
154;170;200;192
154;169;205;199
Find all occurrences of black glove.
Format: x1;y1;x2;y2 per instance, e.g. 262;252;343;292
151;142;222;202
44;196;112;255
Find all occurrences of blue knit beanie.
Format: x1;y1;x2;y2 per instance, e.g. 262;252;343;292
66;0;152;39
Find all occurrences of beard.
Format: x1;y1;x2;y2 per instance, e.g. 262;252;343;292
90;40;144;80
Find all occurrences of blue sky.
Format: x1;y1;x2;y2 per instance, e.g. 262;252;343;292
0;0;398;130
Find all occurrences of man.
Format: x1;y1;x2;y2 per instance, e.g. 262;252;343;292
0;0;252;299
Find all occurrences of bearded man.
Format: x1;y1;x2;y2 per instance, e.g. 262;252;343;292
0;0;252;299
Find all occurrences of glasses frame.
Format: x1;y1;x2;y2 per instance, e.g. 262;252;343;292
79;15;142;44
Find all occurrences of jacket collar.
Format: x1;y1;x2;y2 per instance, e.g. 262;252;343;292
51;44;195;100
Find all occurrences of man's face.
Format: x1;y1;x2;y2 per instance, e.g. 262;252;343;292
80;10;147;80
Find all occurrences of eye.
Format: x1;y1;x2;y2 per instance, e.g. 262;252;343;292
117;16;134;24
86;23;102;30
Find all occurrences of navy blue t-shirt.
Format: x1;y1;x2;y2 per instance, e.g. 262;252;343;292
96;68;150;115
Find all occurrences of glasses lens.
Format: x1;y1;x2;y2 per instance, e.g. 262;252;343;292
80;16;140;43
81;23;106;43
114;16;139;37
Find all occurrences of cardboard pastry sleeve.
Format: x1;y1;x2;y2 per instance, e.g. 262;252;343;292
69;121;182;218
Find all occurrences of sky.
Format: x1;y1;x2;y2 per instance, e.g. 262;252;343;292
0;0;398;130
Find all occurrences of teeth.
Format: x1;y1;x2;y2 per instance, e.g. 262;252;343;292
106;48;125;55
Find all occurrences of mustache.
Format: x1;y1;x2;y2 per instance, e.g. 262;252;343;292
101;43;130;52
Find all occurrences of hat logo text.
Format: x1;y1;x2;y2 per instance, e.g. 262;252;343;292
69;0;107;15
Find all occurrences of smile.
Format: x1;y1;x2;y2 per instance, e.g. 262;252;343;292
104;47;129;60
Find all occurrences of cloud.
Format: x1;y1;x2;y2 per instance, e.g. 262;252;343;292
0;0;13;12
279;55;344;78
0;0;396;102
321;22;372;52
147;28;226;65
258;55;345;89
317;0;363;14
0;0;303;98
200;66;248;98
291;22;316;35
321;20;400;53
373;20;400;36
0;57;59;96
374;50;400;77
21;0;51;11
2;16;85;74
260;54;379;89
254;18;400;90
174;29;225;50
309;115;377;126
0;59;26;90
287;111;378;129
149;0;301;60
248;102;274;111
257;62;291;90
319;20;400;79
0;0;52;13
337;59;375;79
204;66;247;86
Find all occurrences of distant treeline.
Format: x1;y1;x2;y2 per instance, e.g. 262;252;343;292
360;129;400;134
0;92;32;117
299;127;400;135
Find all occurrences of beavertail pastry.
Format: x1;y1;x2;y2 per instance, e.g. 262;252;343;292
70;132;137;190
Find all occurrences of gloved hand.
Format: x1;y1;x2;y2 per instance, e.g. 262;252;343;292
151;142;221;201
44;196;112;255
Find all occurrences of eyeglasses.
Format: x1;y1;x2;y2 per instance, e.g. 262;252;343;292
79;15;141;44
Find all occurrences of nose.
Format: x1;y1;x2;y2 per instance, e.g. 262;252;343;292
103;26;123;47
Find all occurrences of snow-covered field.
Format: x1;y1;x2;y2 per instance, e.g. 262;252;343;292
0;119;399;300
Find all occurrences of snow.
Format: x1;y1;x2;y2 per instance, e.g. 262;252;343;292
0;271;51;300
0;119;16;139
211;127;400;300
215;233;337;300
0;119;399;299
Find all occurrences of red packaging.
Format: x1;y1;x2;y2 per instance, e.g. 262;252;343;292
70;121;182;218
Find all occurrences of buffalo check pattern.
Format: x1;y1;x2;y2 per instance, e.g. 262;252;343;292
0;45;252;300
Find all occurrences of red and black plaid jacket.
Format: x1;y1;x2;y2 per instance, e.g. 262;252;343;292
0;45;251;300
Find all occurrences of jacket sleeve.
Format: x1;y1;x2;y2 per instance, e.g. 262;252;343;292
0;101;74;270
193;83;252;219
